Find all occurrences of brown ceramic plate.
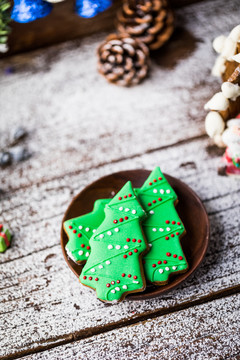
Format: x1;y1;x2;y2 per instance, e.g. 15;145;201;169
61;169;209;300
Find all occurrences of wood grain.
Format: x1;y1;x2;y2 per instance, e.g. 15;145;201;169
21;293;240;360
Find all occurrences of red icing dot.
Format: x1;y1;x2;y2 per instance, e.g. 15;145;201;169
153;179;157;182
158;198;162;201
83;276;87;280
69;226;72;229
126;238;131;242
132;238;136;242
81;244;85;248
128;194;132;197
113;220;118;224
129;252;133;256
148;202;152;206
158;261;162;264
89;277;92;280
86;246;90;250
149;182;152;185
152;264;156;268
171;234;174;238
173;254;177;258
179;256;183;260
106;283;110;287
165;236;169;240
124;195;127;199
134;249;138;253
111;281;115;285
133;276;137;279
95;278;99;281
123;255;127;259
124;216;128;220
119;218;123;222
138;239;142;243
117;280;120;283
122;273;126;277
163;260;167;264
73;229;77;234
153;200;156;204
177;222;181;225
166;220;170;224
176;232;179;235
166;252;171;257
158;177;162;180
118;197;122;200
128;274;131;278
78;233;82;238
172;221;176;224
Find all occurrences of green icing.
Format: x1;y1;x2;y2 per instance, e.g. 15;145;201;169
79;181;148;302
0;225;11;253
137;167;188;284
64;199;110;263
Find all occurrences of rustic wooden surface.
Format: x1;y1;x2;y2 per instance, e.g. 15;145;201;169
0;0;240;359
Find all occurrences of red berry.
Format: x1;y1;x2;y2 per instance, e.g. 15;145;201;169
133;276;137;279
73;230;77;234
166;220;170;224
158;177;162;180
177;222;181;225
179;256;183;260
106;283;110;287
117;280;120;283
173;254;177;258
122;273;125;277
124;216;128;220
95;278;99;281
123;255;127;259
166;252;171;257
111;281;115;285
172;221;176;224
132;238;136;242
119;218;123;222
81;244;85;248
118;197;122;200
134;249;138;253
148;202;152;206
153;200;156;204
83;276;87;280
129;252;133;256
89;277;92;280
158;198;162;201
126;238;131;242
69;226;72;229
163;260;167;264
149;182;152;185
158;261;162;264
176;232;179;235
128;194;132;197
153;179;157;182
113;220;118;224
138;239;142;243
165;236;169;240
128;274;131;278
152;264;156;268
86;246;90;250
78;233;82;238
124;195;127;198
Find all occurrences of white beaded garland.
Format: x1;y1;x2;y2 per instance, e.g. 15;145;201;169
115;287;120;291
99;265;103;269
79;226;83;230
165;267;170;271
107;231;112;236
106;260;111;265
116;245;121;250
150;210;154;214
166;227;171;231
124;245;129;249
122;285;127;289
152;228;157;232
85;227;90;232
93;229;96;233
119;207;123;211
125;208;130;212
159;269;164;273
172;266;177;270
108;245;113;249
99;234;104;239
86;252;90;257
111;290;116;293
159;228;164;232
132;210;136;214
160;189;164;194
133;280;139;284
115;228;119;232
166;189;170;193
90;268;95;273
78;250;83;255
153;189;158;193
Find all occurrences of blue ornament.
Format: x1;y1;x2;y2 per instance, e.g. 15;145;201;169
75;0;112;18
11;0;52;23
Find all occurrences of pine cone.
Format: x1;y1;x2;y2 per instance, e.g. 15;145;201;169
97;34;149;86
117;0;174;51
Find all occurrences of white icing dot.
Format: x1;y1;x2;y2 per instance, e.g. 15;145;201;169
107;231;112;236
125;208;130;212
149;244;152;247
133;280;139;284
124;245;129;249
86;252;90;257
99;234;104;239
85;227;90;232
122;285;127;289
165;267;170;271
99;265;103;269
160;189;164;194
115;287;120;291
90;268;95;273
119;207;123;211
172;266;177;270
78;226;83;230
166;227;171;231
166;189;170;194
132;210;136;214
111;290;116;293
159;228;164;232
108;245;113;250
116;245;121;250
93;229;96;233
114;228;119;232
78;250;83;255
150;210;154;214
153;189;158;193
152;228;157;232
106;260;111;265
159;269;164;273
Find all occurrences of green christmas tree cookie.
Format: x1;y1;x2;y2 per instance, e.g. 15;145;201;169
79;181;148;302
137;167;188;284
64;199;110;263
0;224;11;253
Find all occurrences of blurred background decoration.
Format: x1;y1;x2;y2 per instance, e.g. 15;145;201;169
0;0;11;53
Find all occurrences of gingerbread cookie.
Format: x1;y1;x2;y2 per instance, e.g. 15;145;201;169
64;199;109;263
79;181;148;302
137;167;188;284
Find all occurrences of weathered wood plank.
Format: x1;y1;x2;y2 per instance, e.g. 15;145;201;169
0;137;240;358
21;293;240;360
1;0;239;192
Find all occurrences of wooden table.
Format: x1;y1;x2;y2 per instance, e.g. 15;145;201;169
0;0;240;358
